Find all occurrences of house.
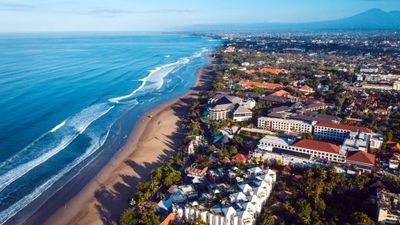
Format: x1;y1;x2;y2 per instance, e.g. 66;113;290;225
233;153;248;163
346;151;375;171
258;67;283;75
260;90;297;105
238;80;282;90
299;85;315;95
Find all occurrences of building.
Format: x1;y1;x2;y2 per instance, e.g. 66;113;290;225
209;103;236;121
313;122;372;142
260;90;297;105
257;117;313;134
233;106;253;122
346;151;375;171
257;135;346;163
393;81;400;91
299;85;315;95
174;168;277;225
208;95;242;121
238;80;282;90
377;189;400;224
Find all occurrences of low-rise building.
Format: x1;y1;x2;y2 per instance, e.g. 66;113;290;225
257;135;346;163
257;117;313;134
313;122;372;142
377;189;400;224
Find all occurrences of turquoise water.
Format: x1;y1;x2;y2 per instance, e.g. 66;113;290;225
0;33;220;224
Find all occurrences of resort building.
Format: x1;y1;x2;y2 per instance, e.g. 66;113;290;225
233;106;253;122
172;167;277;225
257;135;346;163
238;80;282;90
377;189;400;224
208;95;254;122
257;117;313;134
313;122;372;142
259;90;297;105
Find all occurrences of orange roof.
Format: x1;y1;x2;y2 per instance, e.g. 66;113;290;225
270;90;293;98
346;151;375;165
316;122;372;133
293;139;340;154
299;85;314;92
259;67;283;75
244;69;256;75
392;143;400;151
233;153;248;162
238;80;282;90
160;213;176;225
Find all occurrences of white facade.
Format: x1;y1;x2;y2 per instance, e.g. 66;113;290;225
258;135;346;163
175;168;276;225
258;117;312;134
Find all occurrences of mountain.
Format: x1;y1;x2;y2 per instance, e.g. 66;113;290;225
184;9;400;32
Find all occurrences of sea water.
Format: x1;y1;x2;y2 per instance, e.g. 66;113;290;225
0;33;221;224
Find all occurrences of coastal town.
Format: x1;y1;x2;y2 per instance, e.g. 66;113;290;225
120;32;400;225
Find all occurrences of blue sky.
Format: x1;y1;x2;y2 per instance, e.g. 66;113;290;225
0;0;399;32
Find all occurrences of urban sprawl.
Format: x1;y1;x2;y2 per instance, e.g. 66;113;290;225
121;32;400;225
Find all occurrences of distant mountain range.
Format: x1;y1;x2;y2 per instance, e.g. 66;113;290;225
184;8;400;32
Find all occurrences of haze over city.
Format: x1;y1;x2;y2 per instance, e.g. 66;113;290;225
1;0;400;32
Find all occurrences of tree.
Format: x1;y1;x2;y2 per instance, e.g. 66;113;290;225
120;208;136;225
350;212;375;225
295;198;312;225
302;133;314;140
229;146;238;156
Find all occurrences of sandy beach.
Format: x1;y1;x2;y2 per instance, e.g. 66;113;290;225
29;56;214;225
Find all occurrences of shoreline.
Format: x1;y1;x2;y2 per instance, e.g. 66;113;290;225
24;55;215;225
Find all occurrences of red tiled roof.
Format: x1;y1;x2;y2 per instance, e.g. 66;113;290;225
293;139;340;154
238;80;282;90
316;122;372;133
270;90;294;98
300;85;314;92
346;151;375;165
259;67;283;75
233;153;248;162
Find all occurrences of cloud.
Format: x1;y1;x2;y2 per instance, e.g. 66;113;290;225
0;2;36;11
82;8;195;17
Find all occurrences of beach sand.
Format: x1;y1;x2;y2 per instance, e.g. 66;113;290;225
36;57;214;225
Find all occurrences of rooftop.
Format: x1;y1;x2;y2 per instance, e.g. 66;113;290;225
293;139;341;154
346;151;376;165
316;122;372;133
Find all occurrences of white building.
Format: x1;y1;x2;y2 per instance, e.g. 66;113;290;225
313;122;372;142
377;189;400;224
258;117;313;134
175;168;276;225
258;135;346;163
233;106;253;122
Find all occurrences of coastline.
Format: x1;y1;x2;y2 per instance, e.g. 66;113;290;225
25;55;215;225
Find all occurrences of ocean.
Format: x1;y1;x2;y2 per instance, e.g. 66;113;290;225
0;33;220;224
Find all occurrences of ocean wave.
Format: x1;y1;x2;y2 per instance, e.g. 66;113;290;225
0;104;114;193
0;127;111;225
0;120;67;169
108;47;209;104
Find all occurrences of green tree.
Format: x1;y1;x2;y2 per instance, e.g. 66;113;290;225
350;212;375;225
295;198;312;225
229;146;238;156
